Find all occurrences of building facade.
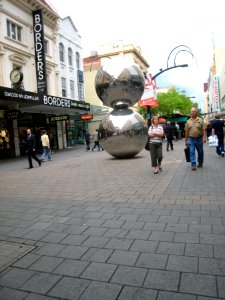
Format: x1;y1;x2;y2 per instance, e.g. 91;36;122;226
57;16;87;146
206;48;225;117
0;0;89;159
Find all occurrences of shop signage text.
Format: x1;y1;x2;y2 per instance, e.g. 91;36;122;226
0;86;41;103
50;115;68;122
43;94;90;111
4;109;21;119
43;95;70;107
33;9;48;94
71;100;90;111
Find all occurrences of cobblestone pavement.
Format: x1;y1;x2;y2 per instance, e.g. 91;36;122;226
0;140;225;300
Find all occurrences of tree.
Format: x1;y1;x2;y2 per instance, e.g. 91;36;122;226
138;87;200;119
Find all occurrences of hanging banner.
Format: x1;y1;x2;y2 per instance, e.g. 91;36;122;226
213;75;220;111
33;9;48;94
139;74;158;107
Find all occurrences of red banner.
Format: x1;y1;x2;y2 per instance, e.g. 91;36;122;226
139;74;158;107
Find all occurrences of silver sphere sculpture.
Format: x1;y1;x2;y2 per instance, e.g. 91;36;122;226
95;58;148;158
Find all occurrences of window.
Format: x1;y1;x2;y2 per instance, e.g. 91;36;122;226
13;64;22;71
7;20;22;42
59;43;65;62
78;83;84;101
76;52;80;69
68;48;73;66
61;77;66;97
44;40;48;54
70;80;75;98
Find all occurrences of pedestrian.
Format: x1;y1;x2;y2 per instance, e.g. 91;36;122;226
164;121;177;151
1;137;9;159
41;130;52;161
92;129;100;151
49;134;54;154
175;122;180;140
84;130;91;151
25;128;41;169
211;114;225;157
148;116;164;174
184;107;206;170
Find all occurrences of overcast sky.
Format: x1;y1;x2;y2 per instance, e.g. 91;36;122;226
50;0;225;110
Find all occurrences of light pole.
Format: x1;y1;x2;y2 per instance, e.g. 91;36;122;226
146;45;194;127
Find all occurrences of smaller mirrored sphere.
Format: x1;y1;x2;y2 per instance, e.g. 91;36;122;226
98;109;148;158
95;58;145;108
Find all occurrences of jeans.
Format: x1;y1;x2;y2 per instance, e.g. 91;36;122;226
215;134;224;156
41;146;52;161
188;137;204;166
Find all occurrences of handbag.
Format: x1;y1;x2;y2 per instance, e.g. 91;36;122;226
208;135;218;147
145;137;150;151
184;146;190;162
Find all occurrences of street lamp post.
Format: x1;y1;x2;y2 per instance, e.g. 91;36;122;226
146;45;194;128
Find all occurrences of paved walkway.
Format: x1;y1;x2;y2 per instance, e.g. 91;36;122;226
0;140;225;300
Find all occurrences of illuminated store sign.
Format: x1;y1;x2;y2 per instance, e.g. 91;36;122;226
33;9;48;94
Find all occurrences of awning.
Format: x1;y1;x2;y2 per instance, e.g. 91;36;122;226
167;116;188;122
0;86;90;115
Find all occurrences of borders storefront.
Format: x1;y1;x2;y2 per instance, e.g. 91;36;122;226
0;86;90;159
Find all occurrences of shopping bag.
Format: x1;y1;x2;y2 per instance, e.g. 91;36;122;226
145;138;150;151
184;146;190;162
208;135;218;147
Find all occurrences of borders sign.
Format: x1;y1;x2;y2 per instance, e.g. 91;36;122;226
33;9;48;94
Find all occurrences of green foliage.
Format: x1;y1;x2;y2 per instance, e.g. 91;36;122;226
137;87;200;119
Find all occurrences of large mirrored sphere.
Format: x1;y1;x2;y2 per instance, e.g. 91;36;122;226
95;58;145;108
98;109;148;158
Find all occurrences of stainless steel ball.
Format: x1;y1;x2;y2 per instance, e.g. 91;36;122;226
98;108;148;158
95;58;145;108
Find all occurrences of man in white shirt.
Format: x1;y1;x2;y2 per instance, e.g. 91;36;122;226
41;130;52;161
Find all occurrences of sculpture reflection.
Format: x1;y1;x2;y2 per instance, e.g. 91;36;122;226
95;58;148;158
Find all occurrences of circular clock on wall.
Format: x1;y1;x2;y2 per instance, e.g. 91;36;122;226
10;69;23;84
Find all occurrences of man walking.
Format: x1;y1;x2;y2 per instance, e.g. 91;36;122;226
185;107;206;170
164;121;177;151
211;114;225;157
25;129;41;169
84;130;91;151
41;130;52;161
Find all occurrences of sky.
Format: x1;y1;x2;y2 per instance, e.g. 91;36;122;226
49;0;225;111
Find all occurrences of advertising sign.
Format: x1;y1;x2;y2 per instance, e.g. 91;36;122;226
33;9;48;94
213;75;220;111
0;86;41;104
50;115;68;122
80;114;93;120
42;94;90;111
139;74;158;107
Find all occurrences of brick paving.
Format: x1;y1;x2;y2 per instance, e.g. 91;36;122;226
0;140;225;299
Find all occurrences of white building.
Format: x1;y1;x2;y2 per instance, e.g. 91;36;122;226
57;16;84;101
57;16;87;146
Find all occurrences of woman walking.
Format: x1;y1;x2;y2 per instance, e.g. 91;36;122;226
148;116;164;174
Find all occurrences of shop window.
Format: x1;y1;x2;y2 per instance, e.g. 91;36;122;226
59;43;65;63
0;129;10;159
6;19;22;42
70;80;75;98
68;47;73;66
61;77;67;97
